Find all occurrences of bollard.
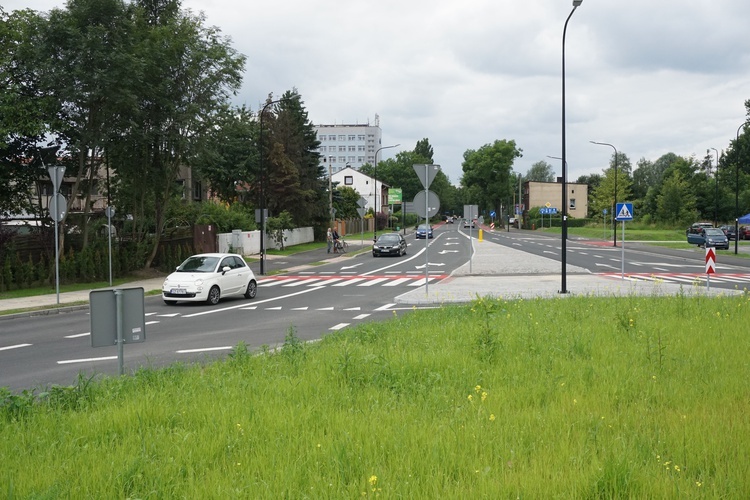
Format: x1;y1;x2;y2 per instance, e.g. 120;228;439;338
479;229;483;242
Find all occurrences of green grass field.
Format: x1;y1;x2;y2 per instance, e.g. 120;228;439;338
3;292;749;498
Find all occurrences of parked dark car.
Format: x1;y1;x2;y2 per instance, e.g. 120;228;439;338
719;225;737;240
686;222;713;236
415;224;434;239
740;226;750;240
687;227;729;250
372;233;407;257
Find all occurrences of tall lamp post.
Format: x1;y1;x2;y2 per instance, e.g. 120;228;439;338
709;147;719;227
372;143;400;242
590;141;618;247
735;122;748;254
258;97;289;275
561;0;583;294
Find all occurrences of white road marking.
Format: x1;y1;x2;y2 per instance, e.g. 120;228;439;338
332;278;367;286
344;307;361;311
291;307;309;310
329;323;350;331
145;321;159;325
176;346;232;354
357;278;389;287
0;343;32;351
375;303;396;311
317;307;335;311
58;356;116;365
383;278;413;287
182;287;324;318
65;332;90;339
352;314;370;320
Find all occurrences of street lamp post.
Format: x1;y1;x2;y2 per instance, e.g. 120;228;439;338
372;143;400;241
560;0;582;294
735;122;748;254
258;97;289;275
590;141;618;247
710;147;719;227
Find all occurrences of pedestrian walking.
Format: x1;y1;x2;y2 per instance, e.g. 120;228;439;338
326;228;333;254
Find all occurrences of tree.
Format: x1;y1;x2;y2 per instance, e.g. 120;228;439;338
333;186;360;219
590;163;632;220
526;160;555;182
414;138;434;163
265;210;294;250
0;8;55;219
656;171;697;225
460;139;522;217
192;104;257;204
262;89;324;228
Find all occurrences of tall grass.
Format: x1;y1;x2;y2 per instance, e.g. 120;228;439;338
2;293;749;498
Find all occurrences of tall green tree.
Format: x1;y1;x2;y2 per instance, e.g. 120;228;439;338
192;104;257;204
656;170;697;224
526;160;555;182
262;89;323;227
413;138;434;163
460;139;522;216
590;159;633;219
0;8;51;218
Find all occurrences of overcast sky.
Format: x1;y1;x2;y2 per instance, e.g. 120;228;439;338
7;0;750;185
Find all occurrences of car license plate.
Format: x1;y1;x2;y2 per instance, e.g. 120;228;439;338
170;288;187;295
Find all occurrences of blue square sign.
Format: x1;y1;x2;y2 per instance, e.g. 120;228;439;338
615;202;633;221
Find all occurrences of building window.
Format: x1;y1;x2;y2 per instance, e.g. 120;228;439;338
358;135;365;141
348;146;355;152
338;135;346;141
193;181;202;201
348;156;355;163
348;135;356;141
357;156;365;163
338;156;346;163
569;198;576;209
344;176;353;185
328;135;336;141
319;136;326;141
358;145;365;152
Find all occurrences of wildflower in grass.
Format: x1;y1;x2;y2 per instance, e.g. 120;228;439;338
573;399;577;405
489;414;496;421
369;475;377;486
475;385;482;393
674;465;681;472
481;392;487;402
468;394;473;402
696;481;702;487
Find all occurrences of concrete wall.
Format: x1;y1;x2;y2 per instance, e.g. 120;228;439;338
217;227;314;255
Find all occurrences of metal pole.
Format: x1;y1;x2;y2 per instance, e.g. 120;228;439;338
561;0;582;294
735;122;746;255
621;220;625;279
710;148;719;227
590;141;618;246
258;97;288;275
53;192;60;304
424;164;430;295
107;208;113;286
115;289;124;376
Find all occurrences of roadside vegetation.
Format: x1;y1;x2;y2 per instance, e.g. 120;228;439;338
2;292;749;497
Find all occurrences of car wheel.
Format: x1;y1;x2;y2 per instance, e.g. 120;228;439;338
372;253;378;257
244;280;257;299
207;285;221;305
164;299;176;305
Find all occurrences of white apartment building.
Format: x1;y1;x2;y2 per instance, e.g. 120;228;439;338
315;115;382;174
330;166;388;214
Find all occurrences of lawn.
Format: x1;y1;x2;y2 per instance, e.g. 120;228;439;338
3;292;749;498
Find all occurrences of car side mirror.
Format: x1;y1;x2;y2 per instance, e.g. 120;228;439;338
222;266;231;274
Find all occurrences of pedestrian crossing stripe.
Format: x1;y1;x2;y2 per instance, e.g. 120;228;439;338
598;272;750;285
257;274;448;288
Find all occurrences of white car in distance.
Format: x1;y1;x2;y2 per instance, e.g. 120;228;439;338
162;253;257;305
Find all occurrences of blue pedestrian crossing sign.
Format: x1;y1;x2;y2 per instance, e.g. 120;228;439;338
615;202;634;221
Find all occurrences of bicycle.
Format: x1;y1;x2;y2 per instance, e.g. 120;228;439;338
335;237;348;253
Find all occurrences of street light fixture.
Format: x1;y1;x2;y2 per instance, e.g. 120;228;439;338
372;143;400;241
560;0;582;294
590;141;618;247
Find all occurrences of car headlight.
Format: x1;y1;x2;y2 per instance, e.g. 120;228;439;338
195;279;203;287
373;245;380;250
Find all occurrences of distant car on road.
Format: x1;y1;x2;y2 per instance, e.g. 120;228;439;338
687;227;729;250
739;226;750;240
416;224;434;239
372;233;407;257
462;218;476;229
162;253;257;305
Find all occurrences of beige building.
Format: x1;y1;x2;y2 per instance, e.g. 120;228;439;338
523;180;588;220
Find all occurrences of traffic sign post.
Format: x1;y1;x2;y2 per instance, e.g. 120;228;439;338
705;247;716;290
413;164;441;296
614;203;634;279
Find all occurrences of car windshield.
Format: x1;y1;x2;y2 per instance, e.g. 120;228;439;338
377;235;400;244
704;228;724;236
177;256;219;272
418;224;430;230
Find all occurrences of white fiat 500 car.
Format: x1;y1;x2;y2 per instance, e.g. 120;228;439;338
162;253;257;305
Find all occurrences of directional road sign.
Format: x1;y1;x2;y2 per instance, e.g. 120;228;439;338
615;202;634;221
705;247;716;275
413;190;440;218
